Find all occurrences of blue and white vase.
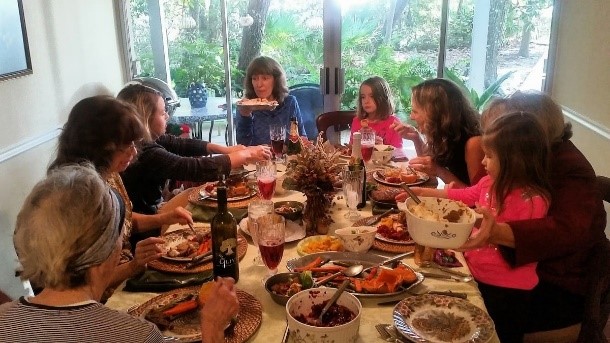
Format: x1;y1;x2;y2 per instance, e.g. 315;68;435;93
187;82;208;109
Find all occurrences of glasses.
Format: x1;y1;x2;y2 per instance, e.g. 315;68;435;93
117;141;139;154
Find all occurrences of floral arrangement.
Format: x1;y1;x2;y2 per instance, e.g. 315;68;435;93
283;134;342;235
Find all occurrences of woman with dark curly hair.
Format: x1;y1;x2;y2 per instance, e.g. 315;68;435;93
236;56;306;146
392;78;485;187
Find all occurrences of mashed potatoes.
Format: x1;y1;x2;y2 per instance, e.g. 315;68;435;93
407;201;467;223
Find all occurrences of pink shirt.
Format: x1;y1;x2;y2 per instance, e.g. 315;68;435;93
447;176;549;290
350;115;403;148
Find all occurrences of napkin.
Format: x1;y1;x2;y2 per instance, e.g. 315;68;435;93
124;269;213;292
187;204;247;223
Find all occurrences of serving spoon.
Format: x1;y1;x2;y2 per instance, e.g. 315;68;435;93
318;279;351;324
399;183;421;204
314;264;364;287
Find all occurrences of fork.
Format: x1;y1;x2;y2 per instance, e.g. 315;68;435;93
375;323;394;341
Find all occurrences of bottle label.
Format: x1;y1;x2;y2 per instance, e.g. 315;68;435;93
217;237;237;267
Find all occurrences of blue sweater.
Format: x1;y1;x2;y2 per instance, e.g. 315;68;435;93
235;95;306;146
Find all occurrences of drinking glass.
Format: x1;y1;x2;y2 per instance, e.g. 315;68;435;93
342;166;364;221
257;213;285;282
247;199;274;266
360;128;376;163
256;160;277;200
269;124;286;162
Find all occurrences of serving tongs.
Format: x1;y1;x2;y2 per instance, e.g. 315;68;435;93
361;208;399;226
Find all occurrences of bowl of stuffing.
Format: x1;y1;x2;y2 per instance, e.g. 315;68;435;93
274;201;304;222
265;272;313;305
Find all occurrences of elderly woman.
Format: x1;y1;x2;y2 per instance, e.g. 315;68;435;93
0;164;238;343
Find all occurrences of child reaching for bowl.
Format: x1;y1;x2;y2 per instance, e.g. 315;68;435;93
349;76;403;149
396;111;552;343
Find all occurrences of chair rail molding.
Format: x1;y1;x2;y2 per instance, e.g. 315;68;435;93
0;126;61;164
562;106;610;141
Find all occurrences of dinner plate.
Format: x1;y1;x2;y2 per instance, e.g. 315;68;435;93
238;217;306;243
199;182;257;202
286;251;424;298
375;233;414;245
236;99;278;111
129;286;262;343
161;224;211;262
393;294;495;343
295;235;344;256
373;170;430;187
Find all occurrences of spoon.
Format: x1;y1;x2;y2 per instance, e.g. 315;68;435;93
318;279;350;324
400;183;421;204
314;264;364;287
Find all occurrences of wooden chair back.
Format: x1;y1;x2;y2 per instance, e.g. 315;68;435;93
315;110;356;144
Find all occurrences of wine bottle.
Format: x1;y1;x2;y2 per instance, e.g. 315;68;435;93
285;116;302;162
211;176;239;281
350;132;367;209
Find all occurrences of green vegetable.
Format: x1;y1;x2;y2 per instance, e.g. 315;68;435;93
299;271;314;289
384;146;393;151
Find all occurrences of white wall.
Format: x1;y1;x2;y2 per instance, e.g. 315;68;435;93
549;0;610;236
0;0;125;298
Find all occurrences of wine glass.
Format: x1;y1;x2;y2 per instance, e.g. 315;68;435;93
256;160;277;200
269;124;286;162
257;213;285;282
248;199;274;266
360;128;376;163
342;166;364;221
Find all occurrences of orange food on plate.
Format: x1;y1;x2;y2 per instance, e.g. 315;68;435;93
301;236;343;254
198;281;214;306
400;173;418;184
359;265;417;294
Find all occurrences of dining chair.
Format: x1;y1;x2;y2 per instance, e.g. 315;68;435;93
315;110;356;145
289;83;323;141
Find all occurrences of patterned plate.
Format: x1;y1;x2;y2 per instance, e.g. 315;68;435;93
393;294;495;343
353;215;414;252
295;235;344;256
148;234;247;274
161;224;211;262
199;182;257;202
373;170;430;187
129;286;262;343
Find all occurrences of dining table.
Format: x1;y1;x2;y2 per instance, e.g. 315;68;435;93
106;162;501;343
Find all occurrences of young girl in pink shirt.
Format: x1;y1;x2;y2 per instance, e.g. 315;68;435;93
406;111;552;342
350;76;403;148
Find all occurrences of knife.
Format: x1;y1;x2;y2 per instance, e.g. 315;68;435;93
185;251;212;269
377;291;468;305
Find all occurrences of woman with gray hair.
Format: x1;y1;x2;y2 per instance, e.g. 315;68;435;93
0;164;239;343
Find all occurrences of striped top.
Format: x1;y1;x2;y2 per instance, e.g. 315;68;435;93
0;297;164;342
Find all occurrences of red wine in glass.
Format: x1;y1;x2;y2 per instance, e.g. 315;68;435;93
361;145;374;162
271;139;284;160
259;239;284;270
257;176;276;200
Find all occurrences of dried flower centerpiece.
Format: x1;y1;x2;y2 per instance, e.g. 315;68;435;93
283;134;342;235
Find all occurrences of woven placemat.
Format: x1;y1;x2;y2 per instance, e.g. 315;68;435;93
353;215;415;254
148;234;248;274
129;286;262;343
188;185;259;209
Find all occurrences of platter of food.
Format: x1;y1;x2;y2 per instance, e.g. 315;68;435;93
130;285;262;343
238;217;306;243
199;180;256;202
373;168;429;187
393;294;494;343
286;251;423;298
374;211;414;245
296;235;344;256
236;98;279;111
161;224;212;262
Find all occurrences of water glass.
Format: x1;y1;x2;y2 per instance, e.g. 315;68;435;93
342;166;364;221
256;160;277;200
248;199;274;266
269;124;286;162
257;213;285;281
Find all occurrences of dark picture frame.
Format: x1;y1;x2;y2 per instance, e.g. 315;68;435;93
0;0;32;81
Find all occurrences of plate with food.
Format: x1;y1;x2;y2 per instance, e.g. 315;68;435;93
374;210;414;245
296;235;344;256
236;98;279;111
130;285;262;343
286;251;423;298
199;180;256;202
373;168;429;187
162;225;212;262
393;294;494;343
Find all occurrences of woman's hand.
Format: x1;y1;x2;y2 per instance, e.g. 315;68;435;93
458;206;495;251
391;121;421;142
200;277;239;343
207;143;246;155
133;237;165;267
408;156;438;177
238;107;253;117
229;145;272;167
160;206;193;226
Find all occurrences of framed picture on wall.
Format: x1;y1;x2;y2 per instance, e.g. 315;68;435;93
0;0;32;81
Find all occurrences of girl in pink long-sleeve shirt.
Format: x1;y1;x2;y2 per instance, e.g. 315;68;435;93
404;112;552;341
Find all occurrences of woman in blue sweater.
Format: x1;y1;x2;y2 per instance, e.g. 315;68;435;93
236;56;306;146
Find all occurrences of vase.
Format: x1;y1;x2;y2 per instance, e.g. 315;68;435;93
187;82;208;109
302;190;334;236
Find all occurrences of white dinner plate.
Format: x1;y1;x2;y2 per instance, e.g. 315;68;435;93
238;217;306;243
160;224;211;262
372;170;430;187
375;232;415;245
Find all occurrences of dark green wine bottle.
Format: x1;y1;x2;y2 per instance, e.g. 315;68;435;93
211;177;239;281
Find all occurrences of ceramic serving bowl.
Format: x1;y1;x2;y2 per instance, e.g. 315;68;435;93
274;201;304;221
286;287;362;343
333;226;377;253
264;272;305;306
400;197;476;249
372;144;395;164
